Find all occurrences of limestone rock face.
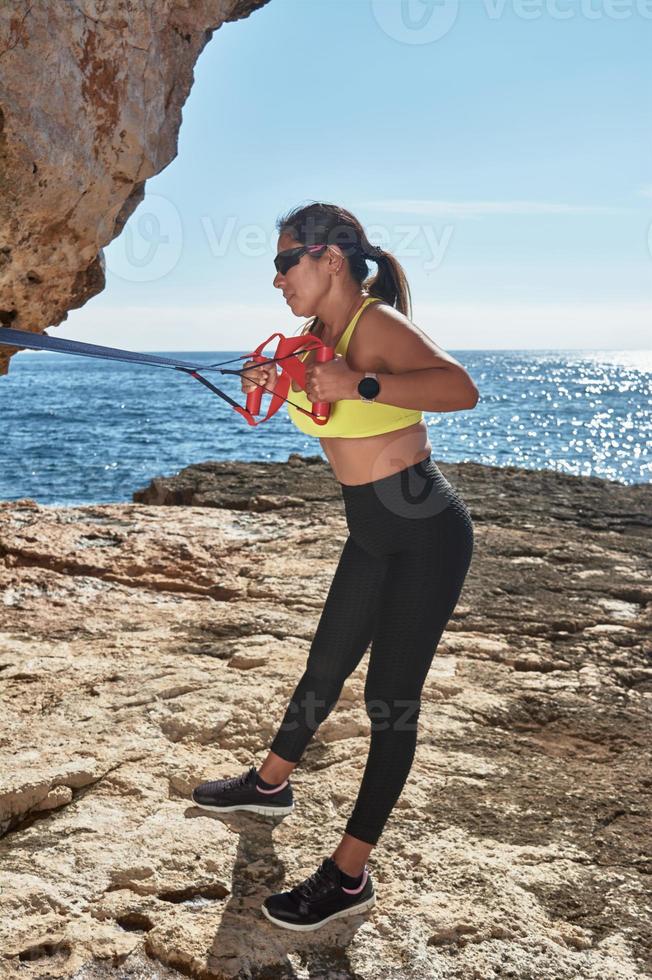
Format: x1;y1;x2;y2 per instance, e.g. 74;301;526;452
0;0;270;375
0;459;651;978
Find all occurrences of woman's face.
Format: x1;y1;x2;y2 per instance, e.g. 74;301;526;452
273;232;331;316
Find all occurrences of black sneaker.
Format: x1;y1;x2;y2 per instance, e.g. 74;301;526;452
191;765;294;817
261;857;376;931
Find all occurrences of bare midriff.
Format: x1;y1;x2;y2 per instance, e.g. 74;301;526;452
320;420;432;486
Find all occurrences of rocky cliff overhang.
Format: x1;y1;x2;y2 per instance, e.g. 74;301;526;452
0;0;270;376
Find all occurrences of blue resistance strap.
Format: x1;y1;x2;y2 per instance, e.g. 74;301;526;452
0;325;312;412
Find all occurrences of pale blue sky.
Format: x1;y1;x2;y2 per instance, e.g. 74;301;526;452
60;0;651;350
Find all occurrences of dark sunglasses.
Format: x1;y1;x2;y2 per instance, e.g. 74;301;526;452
273;243;328;276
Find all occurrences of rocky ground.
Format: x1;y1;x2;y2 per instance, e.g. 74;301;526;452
0;454;650;980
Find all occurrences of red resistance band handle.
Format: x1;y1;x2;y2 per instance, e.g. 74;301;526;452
244;333;335;425
244;357;271;417
311;344;334;419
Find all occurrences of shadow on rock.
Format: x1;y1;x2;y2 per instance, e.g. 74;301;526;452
185;805;370;979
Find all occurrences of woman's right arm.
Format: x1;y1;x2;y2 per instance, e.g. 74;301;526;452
241;359;278;395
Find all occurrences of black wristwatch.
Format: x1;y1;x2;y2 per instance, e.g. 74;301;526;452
357;372;380;402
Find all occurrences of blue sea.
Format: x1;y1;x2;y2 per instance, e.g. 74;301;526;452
0;349;649;506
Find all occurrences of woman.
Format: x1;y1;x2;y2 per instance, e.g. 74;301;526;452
191;202;477;931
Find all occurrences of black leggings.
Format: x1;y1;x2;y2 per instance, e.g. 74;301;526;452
269;455;474;846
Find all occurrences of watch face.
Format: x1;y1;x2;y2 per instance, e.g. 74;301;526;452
358;376;380;399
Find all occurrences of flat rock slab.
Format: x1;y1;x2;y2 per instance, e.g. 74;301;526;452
0;457;650;979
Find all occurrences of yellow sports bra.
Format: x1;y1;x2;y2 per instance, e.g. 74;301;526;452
286;295;423;439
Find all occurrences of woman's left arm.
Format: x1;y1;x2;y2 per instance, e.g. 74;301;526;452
349;305;479;413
